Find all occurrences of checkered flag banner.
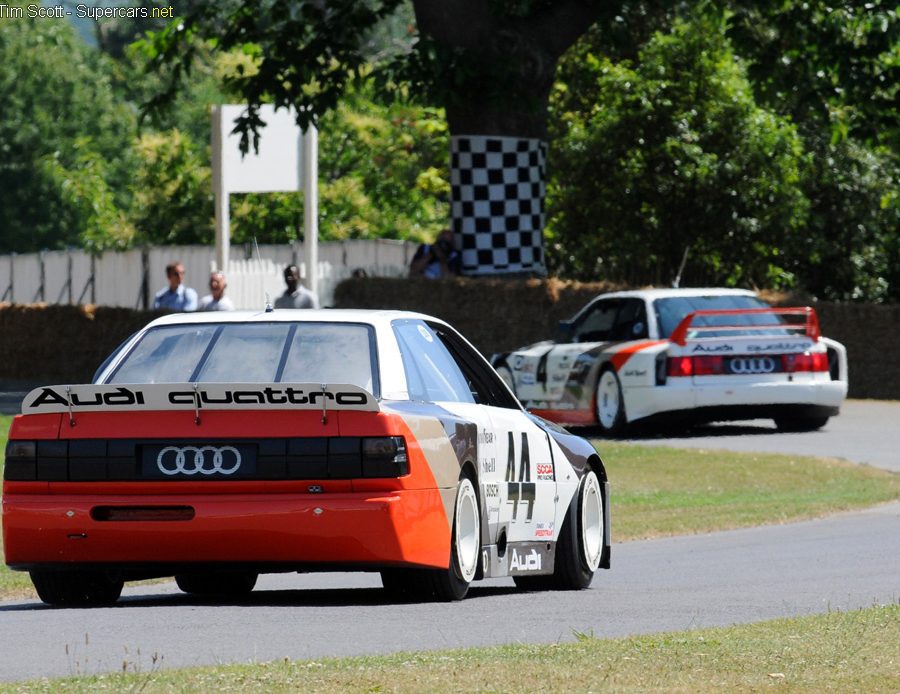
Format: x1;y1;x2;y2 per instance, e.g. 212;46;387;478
450;135;548;276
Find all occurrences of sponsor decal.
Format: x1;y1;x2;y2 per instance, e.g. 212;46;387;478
520;374;536;385
623;369;647;377
747;342;810;353
509;548;542;572
417;324;434;342
536;462;554;481
534;522;554;538
484;483;500;498
691;343;735;353
550;372;568;383
482;458;496;473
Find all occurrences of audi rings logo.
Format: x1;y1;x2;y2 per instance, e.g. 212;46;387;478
729;357;776;374
156;446;242;476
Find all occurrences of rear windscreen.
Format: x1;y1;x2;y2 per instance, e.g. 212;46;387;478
654;295;776;338
106;322;378;394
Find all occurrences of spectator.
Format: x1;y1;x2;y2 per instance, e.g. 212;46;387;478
409;229;461;279
198;271;235;311
274;264;319;309
153;261;198;311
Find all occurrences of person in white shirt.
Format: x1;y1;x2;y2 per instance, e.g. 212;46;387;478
198;271;235;311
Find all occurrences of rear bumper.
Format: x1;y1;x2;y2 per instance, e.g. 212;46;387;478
627;379;847;423
3;488;451;572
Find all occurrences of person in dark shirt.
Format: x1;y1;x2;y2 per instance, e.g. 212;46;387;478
410;229;461;279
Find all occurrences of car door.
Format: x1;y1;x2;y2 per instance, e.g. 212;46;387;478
428;323;558;551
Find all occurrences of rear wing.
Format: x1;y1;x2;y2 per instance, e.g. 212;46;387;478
669;307;821;346
21;383;379;416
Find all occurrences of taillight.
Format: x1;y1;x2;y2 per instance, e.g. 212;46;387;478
693;356;725;375
361;436;408;477
782;352;829;373
667;356;725;377
667;356;693;377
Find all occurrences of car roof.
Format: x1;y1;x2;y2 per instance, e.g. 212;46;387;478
144;309;441;330
594;287;758;301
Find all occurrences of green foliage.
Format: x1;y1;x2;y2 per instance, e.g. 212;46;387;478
131;130;214;245
139;0;406;152
728;0;899;149
0;9;138;253
317;89;449;241
548;13;807;288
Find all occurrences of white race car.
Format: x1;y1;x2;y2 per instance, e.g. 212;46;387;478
5;309;610;605
492;288;848;434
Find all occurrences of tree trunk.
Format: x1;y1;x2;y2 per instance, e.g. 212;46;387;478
413;0;601;276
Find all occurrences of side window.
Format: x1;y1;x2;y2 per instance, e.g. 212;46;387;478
574;300;619;342
611;299;649;341
429;323;520;410
393;320;475;404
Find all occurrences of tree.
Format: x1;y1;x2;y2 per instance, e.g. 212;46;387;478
143;0;604;276
0;10;137;253
547;12;807;288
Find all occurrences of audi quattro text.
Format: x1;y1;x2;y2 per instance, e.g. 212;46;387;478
492;288;848;435
3;309;610;606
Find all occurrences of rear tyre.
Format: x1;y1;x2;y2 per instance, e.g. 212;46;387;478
175;570;258;597
379;569;424;598
774;414;830;432
423;475;481;601
30;570;124;607
595;369;627;436
552;470;604;590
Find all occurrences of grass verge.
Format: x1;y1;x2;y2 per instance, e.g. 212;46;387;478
2;605;897;692
599;441;900;540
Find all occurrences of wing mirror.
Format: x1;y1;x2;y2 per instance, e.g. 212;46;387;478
556;320;575;343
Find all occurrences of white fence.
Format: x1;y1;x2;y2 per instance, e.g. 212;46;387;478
0;239;417;309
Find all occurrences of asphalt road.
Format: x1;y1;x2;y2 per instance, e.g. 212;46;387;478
0;501;897;682
625;399;900;472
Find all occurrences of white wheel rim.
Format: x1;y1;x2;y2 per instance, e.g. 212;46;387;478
581;473;603;571
596;371;620;429
455;479;480;582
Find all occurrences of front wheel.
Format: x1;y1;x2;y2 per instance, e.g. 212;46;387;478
30;570;124;607
595;369;627;436
554;470;605;590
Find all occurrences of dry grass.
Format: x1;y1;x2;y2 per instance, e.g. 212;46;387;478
3;605;897;692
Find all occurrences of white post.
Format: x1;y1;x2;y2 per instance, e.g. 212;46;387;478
211;105;230;271
303;125;319;301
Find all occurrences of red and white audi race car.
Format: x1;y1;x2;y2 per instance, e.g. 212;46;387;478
3;310;610;606
492;288;848;435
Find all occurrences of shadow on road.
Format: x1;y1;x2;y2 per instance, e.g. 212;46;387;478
0;584;521;612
